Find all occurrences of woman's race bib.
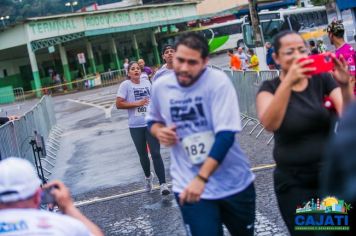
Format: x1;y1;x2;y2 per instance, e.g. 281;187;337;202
181;131;214;165
135;106;147;116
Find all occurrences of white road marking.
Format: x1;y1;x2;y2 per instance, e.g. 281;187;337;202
251;164;276;171
67;98;114;118
74;164;276;207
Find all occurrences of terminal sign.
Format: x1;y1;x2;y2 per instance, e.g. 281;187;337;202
77;53;86;64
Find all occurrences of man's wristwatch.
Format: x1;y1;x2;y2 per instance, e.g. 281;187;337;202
196;174;208;183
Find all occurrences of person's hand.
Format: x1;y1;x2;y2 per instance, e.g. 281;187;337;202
284;57;316;86
44;180;74;213
156;125;178;146
8;115;19;121
179;177;206;205
135;98;149;107
331;54;352;87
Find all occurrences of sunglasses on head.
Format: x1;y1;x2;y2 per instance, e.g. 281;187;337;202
176;57;199;66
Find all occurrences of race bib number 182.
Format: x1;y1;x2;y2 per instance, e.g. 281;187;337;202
181;131;214;165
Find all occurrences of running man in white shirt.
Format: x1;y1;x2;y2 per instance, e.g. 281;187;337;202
146;32;255;235
116;61;170;195
151;45;175;83
0;157;103;236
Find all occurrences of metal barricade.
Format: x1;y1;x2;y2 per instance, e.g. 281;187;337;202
243;71;259;119
0;96;60;180
208;65;223;71
223;69;233;79
259;70;279;82
210;66;275;145
0;122;20;159
231;70;245;110
100;69;126;87
13;87;25;103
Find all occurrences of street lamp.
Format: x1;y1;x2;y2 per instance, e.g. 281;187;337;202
65;1;78;13
0;16;10;28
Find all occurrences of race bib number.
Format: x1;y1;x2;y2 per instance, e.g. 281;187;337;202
135;106;147;116
181;131;214;165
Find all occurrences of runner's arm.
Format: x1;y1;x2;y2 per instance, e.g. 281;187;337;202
179;131;236;205
116;97;147;109
46;181;104;236
198;131;236;180
149;121;178;146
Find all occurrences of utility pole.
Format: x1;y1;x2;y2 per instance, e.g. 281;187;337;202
248;0;263;47
325;0;341;21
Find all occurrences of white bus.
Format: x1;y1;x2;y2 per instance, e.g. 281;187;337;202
157;19;244;54
242;5;329;48
241;5;329;69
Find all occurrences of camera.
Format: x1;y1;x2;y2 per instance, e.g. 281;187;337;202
41;187;56;205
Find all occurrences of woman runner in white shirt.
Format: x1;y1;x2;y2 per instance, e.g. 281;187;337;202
116;62;170;195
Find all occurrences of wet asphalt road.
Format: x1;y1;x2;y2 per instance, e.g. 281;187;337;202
48;54;289;236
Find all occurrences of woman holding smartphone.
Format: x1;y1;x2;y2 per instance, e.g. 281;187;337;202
116;62;170;196
256;31;352;236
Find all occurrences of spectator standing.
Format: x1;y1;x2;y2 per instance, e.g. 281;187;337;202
247;49;260;71
256;30;352;236
52;71;63;92
265;42;277;69
138;59;153;81
236;47;249;70
309;40;319;55
227;49;242;71
0;157;103;236
147;32;255;236
123;58;129;75
327;20;356;95
317;39;327;53
151;45;175;83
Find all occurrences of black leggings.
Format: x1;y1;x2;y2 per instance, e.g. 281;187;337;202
129;127;166;184
274;168;320;236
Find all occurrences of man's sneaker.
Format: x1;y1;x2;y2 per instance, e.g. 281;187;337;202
145;172;154;192
160;183;171;196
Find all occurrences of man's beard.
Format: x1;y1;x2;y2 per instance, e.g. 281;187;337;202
175;72;199;87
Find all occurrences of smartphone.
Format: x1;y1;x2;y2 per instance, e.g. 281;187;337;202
41;187;56;205
299;53;334;75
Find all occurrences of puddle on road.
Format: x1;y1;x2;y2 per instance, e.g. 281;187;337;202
96;129;115;136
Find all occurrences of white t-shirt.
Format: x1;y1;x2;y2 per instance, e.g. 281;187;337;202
235;52;248;70
0;209;91;236
117;79;151;128
123;63;129;75
140;72;150;82
151;64;174;83
146;67;254;199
